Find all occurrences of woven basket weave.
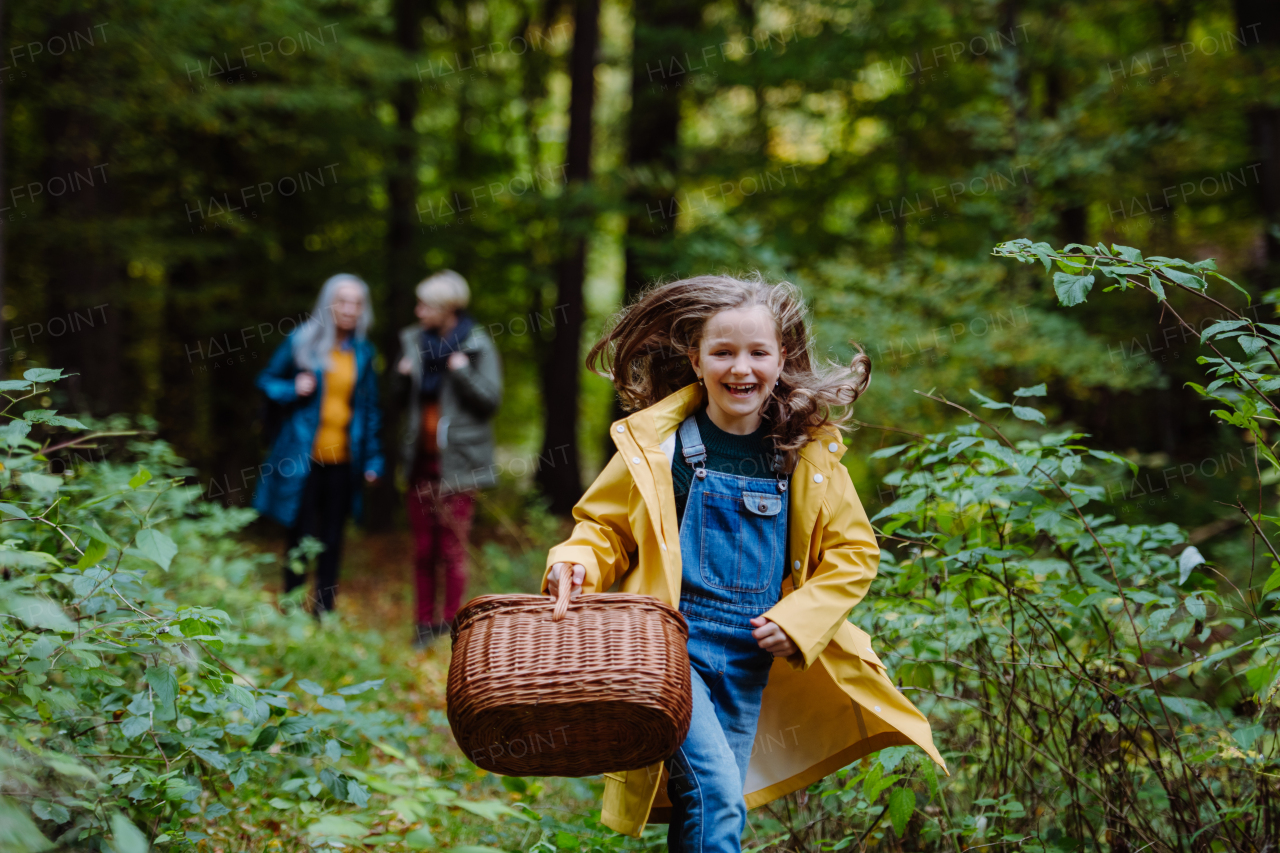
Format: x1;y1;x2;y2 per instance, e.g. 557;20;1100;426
446;580;692;777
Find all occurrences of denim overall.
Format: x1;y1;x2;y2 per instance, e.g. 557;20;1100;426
667;414;790;853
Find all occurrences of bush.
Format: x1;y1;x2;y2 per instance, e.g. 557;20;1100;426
0;368;529;851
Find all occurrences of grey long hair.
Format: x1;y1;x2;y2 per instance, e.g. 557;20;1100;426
292;273;374;372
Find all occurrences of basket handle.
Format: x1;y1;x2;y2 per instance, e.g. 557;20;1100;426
552;569;573;622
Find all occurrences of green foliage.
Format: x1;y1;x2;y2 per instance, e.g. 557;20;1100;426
0;372;532;851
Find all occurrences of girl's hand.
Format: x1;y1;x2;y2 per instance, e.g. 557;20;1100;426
547;563;585;600
396;356;413;376
295;371;317;397
750;616;799;657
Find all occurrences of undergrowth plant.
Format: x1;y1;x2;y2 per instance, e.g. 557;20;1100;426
0;369;529;852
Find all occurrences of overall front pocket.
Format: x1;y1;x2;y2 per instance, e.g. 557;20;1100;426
697;490;782;593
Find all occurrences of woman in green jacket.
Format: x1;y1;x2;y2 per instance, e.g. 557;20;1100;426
396;271;502;647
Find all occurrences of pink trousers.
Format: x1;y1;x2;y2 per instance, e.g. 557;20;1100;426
407;459;476;626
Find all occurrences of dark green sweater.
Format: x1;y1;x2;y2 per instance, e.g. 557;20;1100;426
673;407;778;525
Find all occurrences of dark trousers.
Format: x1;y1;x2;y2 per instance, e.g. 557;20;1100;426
284;461;352;613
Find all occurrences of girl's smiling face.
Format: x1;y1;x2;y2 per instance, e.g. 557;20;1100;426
690;304;786;435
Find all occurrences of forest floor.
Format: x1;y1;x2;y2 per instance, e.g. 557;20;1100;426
218;525;621;853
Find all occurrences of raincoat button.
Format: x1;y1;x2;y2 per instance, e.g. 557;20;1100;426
661;543;667;551
828;442;840;452
616;425;625;433
813;473;823;483
874;706;882;713
631;456;641;464
793;560;801;570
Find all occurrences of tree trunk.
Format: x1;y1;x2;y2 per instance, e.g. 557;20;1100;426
605;0;706;453
372;0;429;527
0;0;6;381
537;0;598;514
40;10;119;414
1235;0;1280;283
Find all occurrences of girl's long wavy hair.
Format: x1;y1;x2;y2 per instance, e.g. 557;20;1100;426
587;274;871;464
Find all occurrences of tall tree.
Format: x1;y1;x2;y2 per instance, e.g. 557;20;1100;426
372;0;431;525
603;0;708;457
537;0;598;514
1236;0;1280;285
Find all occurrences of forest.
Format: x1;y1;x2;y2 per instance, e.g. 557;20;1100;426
3;0;1280;851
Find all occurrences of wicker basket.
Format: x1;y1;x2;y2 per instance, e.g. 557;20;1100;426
446;579;692;777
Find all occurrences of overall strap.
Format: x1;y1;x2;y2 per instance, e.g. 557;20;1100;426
678;415;708;478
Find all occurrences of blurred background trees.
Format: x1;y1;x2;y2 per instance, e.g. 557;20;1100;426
5;0;1279;530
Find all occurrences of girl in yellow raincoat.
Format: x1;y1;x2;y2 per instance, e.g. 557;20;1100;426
542;275;945;849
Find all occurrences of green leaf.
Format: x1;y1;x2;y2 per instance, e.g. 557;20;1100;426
222;683;254;708
1053;271;1094;306
21;473;63;493
252;726;279;751
1012;406;1046;424
922;759;939;802
23;368;65;383
317;694;347;712
452;800;529;822
346;780;370;808
0;550;60;569
2;594;75;631
888;786;915;837
109;813;149;853
1147;273;1166;300
1163;268;1207;290
297;679;326;696
1112;244;1143;263
2;798;53;853
80;522;122;550
876;746;914;774
306;816;369;841
1013;384;1047;397
336;679;385;696
1234;724;1265;750
1262;565;1280;596
1201;319;1249;342
21;410;86;429
870;443;910;459
1239;335;1268;357
1185;595;1206;621
146;665;179;719
969;389;1010;410
135;529;177;571
0;379;33;392
128;467;152;490
0;420;31;446
0;502;31;520
73;540;108;570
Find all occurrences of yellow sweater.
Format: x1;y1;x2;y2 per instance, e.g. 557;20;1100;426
311;348;356;464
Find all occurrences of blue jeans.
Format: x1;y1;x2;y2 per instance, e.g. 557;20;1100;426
667;414;790;852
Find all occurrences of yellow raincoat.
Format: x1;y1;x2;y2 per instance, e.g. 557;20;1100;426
540;381;947;837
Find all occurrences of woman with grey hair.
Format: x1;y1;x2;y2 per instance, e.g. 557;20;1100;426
254;273;385;614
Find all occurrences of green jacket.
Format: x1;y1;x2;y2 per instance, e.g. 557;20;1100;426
398;322;502;494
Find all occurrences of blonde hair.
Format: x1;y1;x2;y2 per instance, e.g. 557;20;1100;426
587;273;871;461
415;270;470;312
